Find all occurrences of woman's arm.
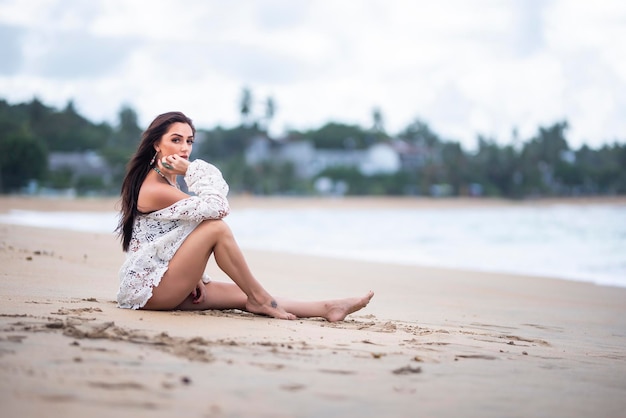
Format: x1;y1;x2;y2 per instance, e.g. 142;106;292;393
149;159;230;221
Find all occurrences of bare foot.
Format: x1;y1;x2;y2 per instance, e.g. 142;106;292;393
246;297;296;320
324;291;375;322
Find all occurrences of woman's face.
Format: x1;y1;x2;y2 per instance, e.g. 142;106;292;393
155;122;194;159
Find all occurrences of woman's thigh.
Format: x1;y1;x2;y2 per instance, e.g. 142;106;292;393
144;220;225;310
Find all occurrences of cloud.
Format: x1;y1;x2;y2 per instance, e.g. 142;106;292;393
253;0;313;30
512;0;547;57
138;40;318;84
0;23;24;75
0;0;624;150
20;31;139;78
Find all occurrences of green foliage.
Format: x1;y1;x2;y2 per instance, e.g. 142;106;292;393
398;119;442;148
245;162;301;195
316;166;412;196
75;175;106;195
196;124;264;160
110;105;141;148
98;106;144;191
30;100;111;151
469;138;521;197
46;167;73;189
0;96;624;198
576;143;626;194
214;156;310;195
0;129;48;192
439;141;469;195
303;122;372;149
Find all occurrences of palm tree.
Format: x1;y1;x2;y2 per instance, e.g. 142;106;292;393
239;87;253;126
264;96;276;133
372;106;384;134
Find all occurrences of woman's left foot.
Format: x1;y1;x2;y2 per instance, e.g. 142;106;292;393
324;291;375;322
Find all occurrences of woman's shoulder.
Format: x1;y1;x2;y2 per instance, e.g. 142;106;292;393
138;175;189;213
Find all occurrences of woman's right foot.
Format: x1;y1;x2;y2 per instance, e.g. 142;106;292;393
246;297;296;320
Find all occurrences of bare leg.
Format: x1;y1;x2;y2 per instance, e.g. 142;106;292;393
176;282;374;322
144;220;295;319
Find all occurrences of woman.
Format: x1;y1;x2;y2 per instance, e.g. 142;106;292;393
116;111;374;321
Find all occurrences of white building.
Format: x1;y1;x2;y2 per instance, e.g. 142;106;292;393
244;137;401;178
359;143;401;175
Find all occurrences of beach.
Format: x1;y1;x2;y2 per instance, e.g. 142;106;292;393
1;196;625;418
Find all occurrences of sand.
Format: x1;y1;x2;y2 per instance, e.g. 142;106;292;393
1;196;625;418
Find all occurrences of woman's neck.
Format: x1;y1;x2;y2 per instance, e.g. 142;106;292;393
152;166;178;188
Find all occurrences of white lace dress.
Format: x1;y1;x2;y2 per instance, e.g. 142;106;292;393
117;159;230;309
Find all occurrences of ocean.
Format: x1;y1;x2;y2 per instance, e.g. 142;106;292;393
1;203;625;288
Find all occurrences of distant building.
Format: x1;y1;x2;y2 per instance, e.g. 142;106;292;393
360;143;401;175
244;137;401;178
390;139;431;170
48;150;112;184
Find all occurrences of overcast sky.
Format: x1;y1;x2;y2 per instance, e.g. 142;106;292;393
1;0;625;150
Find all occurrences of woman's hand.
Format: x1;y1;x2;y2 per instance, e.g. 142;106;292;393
191;280;206;304
159;154;190;175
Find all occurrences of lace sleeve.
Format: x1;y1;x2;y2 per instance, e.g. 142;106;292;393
185;159;230;198
151;160;230;222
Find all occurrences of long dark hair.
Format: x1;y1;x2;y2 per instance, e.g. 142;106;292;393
117;111;195;251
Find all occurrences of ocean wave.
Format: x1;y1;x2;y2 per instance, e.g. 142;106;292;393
1;204;625;287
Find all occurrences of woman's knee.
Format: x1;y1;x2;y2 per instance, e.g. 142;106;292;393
198;219;232;237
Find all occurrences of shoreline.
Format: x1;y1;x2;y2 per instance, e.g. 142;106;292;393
1;195;624;290
1;194;625;213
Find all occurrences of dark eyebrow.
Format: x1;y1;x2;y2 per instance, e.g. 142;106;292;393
169;132;194;139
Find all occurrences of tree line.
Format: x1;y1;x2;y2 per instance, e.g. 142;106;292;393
0;93;624;198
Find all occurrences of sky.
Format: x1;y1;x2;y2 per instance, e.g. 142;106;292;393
1;0;625;150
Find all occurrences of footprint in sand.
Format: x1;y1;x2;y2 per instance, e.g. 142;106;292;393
53;307;103;316
455;354;498;360
281;383;306;392
501;335;550;347
88;381;145;390
392;365;422;375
